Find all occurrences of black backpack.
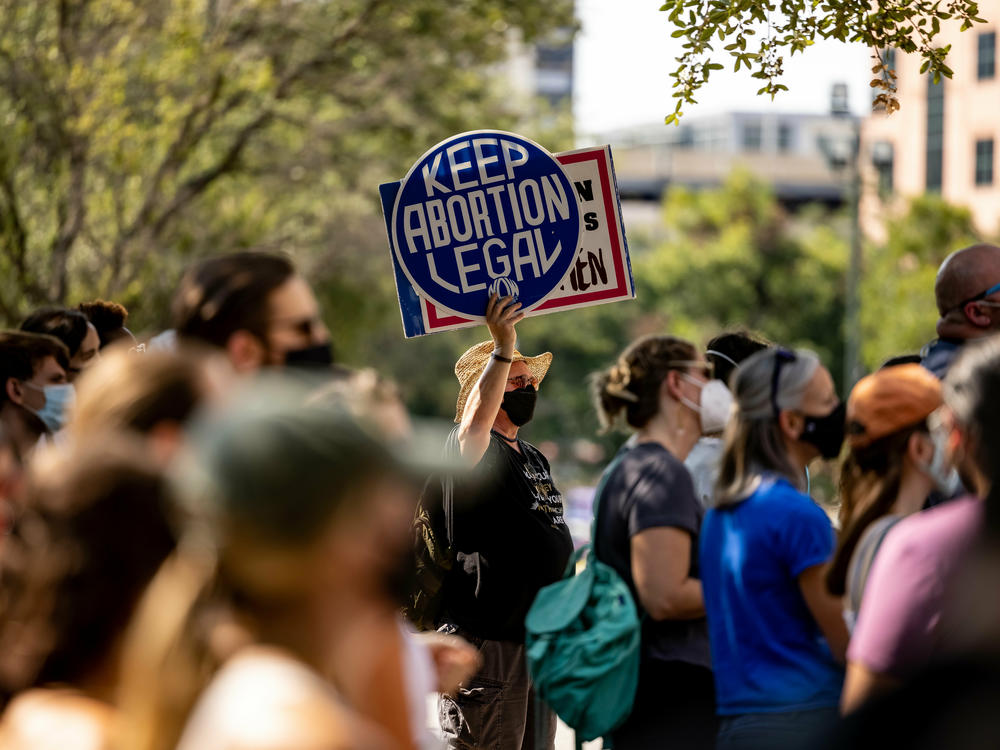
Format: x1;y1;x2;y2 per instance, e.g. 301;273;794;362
403;427;459;631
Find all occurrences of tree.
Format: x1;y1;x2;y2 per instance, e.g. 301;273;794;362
636;170;848;386
658;0;987;123
0;0;573;326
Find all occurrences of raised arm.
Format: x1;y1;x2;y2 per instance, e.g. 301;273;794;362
457;294;523;464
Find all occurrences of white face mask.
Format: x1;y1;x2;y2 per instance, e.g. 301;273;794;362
679;375;734;435
923;428;963;497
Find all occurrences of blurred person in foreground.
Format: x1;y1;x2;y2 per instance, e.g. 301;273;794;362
77;300;136;350
432;294;572;750
68;346;232;464
117;386;437;750
20;307;100;382
685;330;771;507
172;251;334;373
591;334;720;748
922;243;1000;378
0;429;23;536
826;364;958;629
699;348;848;750
825;336;1000;749
841;338;998;714
0;439;177;750
309;370;480;749
0;332;71;452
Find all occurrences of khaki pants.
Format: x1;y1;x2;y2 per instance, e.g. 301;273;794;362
438;636;556;750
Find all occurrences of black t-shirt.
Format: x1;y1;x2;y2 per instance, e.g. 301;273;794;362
593;441;711;668
442;431;573;642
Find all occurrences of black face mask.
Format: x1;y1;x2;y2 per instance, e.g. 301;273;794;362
501;385;537;426
283;341;334;369
799;401;846;459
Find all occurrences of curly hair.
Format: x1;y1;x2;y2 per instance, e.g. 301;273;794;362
78;299;130;348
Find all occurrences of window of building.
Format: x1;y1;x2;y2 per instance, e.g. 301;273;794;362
925;77;945;191
976;138;994;185
742;121;762;151
885;48;896;73
777;123;794;152
979;32;996;80
872;141;894;194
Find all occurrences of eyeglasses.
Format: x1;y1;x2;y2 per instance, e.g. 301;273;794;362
770;348;797;417
952;281;1000;312
270;315;325;338
507;375;538;389
667;360;714;380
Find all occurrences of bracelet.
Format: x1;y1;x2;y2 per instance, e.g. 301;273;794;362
492;351;513;363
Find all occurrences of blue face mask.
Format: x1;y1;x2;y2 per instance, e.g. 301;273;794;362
25;383;75;433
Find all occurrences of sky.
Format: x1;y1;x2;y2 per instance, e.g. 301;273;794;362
574;0;875;136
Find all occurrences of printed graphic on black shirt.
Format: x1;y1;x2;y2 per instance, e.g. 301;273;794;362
522;455;567;528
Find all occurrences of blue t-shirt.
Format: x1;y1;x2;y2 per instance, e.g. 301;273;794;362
699;476;843;715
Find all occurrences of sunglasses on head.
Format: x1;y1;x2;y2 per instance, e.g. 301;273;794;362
770;348;797;417
952;280;1000;312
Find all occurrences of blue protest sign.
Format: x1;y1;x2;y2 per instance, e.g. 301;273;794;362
389;131;581;319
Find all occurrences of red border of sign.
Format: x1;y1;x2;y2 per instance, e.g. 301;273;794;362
422;147;626;328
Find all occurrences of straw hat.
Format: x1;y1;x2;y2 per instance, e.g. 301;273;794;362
453;340;552;423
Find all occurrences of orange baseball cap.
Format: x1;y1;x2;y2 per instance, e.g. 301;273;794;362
846;363;942;448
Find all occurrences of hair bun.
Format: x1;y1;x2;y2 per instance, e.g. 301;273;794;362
605;362;639;402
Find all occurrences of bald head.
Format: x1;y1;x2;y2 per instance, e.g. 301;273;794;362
935;244;1000;316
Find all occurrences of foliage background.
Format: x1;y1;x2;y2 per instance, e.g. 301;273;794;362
0;1;990;488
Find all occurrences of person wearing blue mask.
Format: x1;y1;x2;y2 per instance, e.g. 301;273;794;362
0;332;72;453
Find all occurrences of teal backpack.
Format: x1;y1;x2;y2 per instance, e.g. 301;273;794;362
524;452;640;747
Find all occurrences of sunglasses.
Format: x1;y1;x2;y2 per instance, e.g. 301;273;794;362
507;375;538;389
770;348;797;417
269;315;325;338
952;280;1000;312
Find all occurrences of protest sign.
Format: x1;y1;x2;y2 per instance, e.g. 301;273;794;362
381;137;633;338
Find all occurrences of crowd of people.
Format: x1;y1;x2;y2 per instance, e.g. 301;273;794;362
0;241;997;750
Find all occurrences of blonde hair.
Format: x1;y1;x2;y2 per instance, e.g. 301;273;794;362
714;348;820;507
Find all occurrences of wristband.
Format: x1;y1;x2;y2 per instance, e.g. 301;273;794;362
492;351;513;363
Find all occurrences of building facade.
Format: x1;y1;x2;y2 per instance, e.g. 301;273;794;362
599;111;859;209
861;7;1000;236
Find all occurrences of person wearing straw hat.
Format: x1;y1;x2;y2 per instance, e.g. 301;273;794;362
437;293;573;750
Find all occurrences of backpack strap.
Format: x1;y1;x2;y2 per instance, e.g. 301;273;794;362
589;449;629;563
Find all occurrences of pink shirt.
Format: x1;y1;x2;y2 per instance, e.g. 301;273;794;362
848;498;983;679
